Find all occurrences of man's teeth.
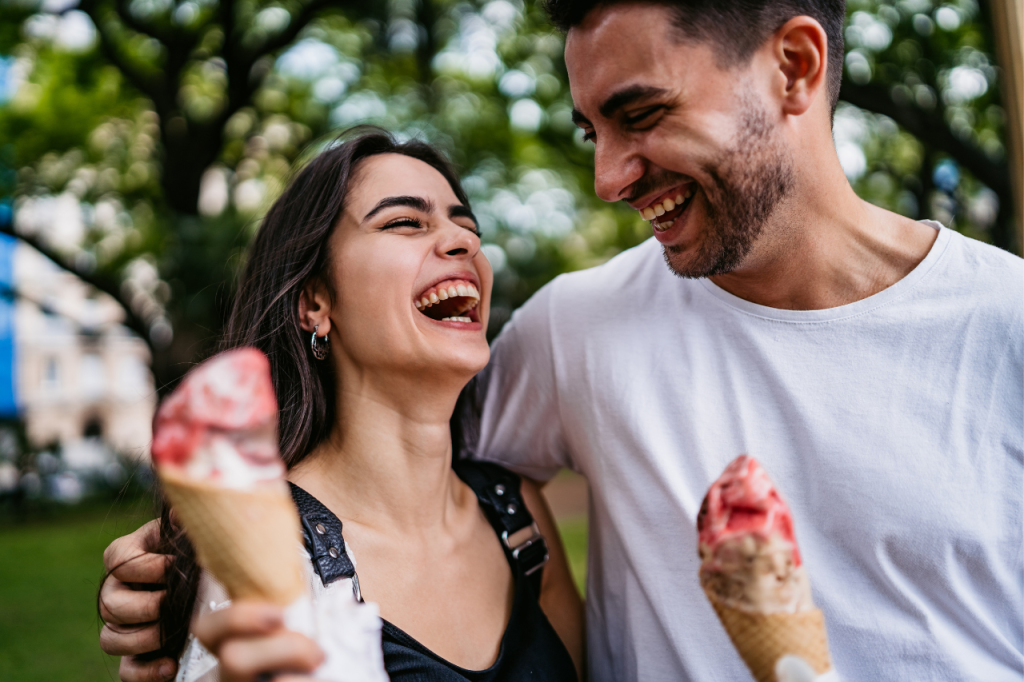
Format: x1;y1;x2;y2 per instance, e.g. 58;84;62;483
440;316;473;323
640;188;693;221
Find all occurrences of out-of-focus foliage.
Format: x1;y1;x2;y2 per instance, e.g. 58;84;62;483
0;0;1014;386
837;0;1012;247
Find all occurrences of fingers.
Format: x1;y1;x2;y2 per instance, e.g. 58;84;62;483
194;602;322;682
118;655;177;682
99;577;164;625
104;519;161;567
193;601;284;654
109;551;173;585
100;621;162;657
104;519;172;585
218;631;324;682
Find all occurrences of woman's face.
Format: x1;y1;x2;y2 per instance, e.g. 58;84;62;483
326;153;492;382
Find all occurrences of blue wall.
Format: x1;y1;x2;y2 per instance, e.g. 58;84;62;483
0;233;17;416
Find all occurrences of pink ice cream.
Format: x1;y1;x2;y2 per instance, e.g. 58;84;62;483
151;348;283;488
698;455;812;614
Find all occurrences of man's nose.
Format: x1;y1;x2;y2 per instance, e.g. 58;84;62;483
593;137;645;203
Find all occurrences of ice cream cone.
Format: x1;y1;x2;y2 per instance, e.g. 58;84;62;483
705;590;832;682
161;468;306;605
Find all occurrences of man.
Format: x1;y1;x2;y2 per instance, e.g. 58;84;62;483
101;1;1023;680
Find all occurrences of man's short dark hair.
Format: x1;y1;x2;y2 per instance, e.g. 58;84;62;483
546;0;846;116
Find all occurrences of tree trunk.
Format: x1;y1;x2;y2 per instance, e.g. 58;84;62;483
989;0;1023;254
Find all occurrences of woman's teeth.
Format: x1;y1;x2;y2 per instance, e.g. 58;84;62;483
415;281;480;310
639;187;694;221
441;316;473;323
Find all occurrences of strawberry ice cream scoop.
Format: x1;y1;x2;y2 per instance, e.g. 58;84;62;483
151;348;284;489
698;455;812;614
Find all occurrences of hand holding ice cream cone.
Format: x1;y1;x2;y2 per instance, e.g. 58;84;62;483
151;348;387;682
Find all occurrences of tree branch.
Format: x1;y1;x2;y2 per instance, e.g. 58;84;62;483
79;0;164;106
114;0;175;46
840;81;1011;199
416;0;440;110
242;0;336;65
217;0;343;131
0;225;155;356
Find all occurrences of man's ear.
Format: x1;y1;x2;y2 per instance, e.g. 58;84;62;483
772;16;829;117
298;276;332;335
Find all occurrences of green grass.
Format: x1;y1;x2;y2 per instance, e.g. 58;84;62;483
0;497;154;682
0;501;589;682
556;515;588;596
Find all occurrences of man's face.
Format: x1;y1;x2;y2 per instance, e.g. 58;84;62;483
565;4;793;277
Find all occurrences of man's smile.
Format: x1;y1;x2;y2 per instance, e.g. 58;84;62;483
633;183;699;233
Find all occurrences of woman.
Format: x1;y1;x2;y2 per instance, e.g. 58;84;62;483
142;129;584;681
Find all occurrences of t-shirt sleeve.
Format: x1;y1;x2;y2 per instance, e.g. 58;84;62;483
471;282;572;482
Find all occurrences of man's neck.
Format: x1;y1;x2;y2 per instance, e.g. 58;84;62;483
709;166;938;311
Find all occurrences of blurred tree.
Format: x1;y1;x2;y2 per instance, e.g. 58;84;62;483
0;0;1017;396
837;0;1017;252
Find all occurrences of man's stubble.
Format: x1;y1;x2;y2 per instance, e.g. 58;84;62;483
664;97;794;279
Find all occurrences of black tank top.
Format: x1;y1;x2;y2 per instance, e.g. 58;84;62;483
289;460;578;682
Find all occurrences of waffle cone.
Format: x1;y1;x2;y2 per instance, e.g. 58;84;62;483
161;469;306;605
705;590;832;682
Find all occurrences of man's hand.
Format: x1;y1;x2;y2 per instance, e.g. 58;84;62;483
194;601;325;682
99;519;176;682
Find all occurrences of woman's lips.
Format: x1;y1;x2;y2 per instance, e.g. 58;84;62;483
429;317;483;330
415;279;480;310
414;278;482;325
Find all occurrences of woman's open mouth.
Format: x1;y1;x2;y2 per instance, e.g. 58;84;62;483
638;185;698;233
414;279;481;324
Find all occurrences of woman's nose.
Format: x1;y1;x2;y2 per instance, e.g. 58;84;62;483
436;223;479;258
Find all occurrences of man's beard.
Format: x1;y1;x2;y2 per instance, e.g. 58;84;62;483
663;99;794;279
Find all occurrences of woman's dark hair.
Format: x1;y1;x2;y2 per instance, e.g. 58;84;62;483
107;127;477;662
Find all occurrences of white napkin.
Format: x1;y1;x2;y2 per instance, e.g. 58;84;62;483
283;588;388;682
775;656;843;682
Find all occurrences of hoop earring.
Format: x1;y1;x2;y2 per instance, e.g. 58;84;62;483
311;324;330;360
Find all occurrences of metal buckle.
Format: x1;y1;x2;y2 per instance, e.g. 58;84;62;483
502;522;549;576
351;571;363;603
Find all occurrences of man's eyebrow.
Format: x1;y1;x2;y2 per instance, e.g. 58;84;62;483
448;204;478;227
363;195;433;221
599;85;670;119
571;108;591;127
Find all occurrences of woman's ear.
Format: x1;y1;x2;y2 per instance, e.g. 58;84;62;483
298;277;332;335
772;16;828;117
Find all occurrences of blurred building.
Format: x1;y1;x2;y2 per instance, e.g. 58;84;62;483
0;234;154;490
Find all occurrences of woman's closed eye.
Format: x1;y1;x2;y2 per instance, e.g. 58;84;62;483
381;216;423;231
381;216;481;238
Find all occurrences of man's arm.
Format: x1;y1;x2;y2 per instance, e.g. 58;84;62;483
99;519;177;682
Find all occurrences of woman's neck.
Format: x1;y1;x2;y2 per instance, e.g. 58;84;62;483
287;376;473;534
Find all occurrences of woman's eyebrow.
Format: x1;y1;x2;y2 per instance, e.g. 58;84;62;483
363;195;434;221
449;204;478;226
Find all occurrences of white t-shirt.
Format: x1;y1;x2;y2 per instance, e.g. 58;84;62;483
473;223;1023;682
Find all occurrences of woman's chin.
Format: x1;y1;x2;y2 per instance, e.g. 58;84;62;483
427;345;490;380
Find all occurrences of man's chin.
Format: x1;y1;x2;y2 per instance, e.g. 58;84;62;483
663;241;729;279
